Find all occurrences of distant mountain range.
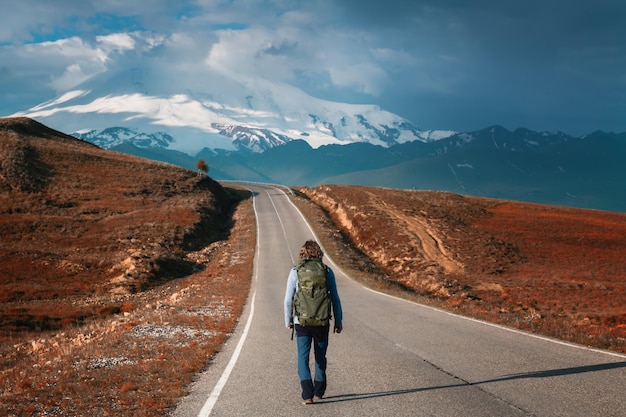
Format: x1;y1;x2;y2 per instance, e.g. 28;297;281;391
8;64;626;213
12;66;453;154
71;124;626;213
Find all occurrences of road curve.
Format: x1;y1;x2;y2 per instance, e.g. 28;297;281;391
171;183;626;417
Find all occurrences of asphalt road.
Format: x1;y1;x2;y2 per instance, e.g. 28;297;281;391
171;183;626;417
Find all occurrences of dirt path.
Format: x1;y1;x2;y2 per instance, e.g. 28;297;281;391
365;191;464;275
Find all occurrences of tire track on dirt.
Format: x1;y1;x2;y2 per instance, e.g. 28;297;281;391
366;191;464;275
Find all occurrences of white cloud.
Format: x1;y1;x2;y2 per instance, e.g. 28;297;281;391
96;33;137;53
23;38;108;92
202;15;397;99
0;37;105;95
3;1;396;110
31;37;101;60
328;62;388;96
205;28;261;75
49;64;91;90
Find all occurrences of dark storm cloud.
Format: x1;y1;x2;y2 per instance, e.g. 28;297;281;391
327;0;626;134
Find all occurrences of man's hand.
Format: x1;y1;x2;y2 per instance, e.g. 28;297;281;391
334;326;343;334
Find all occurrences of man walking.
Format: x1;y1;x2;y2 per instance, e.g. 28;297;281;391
284;240;343;404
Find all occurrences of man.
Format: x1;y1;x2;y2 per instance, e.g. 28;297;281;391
284;240;343;405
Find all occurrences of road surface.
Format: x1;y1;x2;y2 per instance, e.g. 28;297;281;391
171;183;626;417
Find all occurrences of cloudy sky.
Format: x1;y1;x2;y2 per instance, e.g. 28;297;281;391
1;0;625;135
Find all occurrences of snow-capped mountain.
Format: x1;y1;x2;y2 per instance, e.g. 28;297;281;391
74;127;175;149
11;66;454;154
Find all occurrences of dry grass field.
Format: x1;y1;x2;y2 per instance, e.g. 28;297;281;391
0;118;255;416
292;185;626;354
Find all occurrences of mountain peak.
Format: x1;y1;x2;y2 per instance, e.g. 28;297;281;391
11;67;455;155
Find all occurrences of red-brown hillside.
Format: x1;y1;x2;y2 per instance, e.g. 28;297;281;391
0;117;255;416
0;117;233;331
295;185;626;353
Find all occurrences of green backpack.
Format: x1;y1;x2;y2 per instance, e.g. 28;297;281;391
293;259;332;327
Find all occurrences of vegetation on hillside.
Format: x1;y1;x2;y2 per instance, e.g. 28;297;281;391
0;117;255;416
293;185;626;354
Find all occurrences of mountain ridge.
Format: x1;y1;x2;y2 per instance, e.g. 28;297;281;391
6;62;625;214
11;65;454;153
206;125;626;212
64;121;626;213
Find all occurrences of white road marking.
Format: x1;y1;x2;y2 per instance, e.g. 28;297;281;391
362;286;626;359
197;291;256;417
197;188;262;417
198;185;298;416
265;188;296;264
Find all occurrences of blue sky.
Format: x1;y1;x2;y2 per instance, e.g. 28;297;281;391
1;0;625;135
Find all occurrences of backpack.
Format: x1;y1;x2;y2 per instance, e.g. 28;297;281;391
293;259;332;327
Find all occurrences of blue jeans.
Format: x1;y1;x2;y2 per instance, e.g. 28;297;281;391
295;324;329;399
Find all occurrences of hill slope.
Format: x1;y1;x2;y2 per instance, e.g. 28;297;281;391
1;117;231;307
0;117;256;416
294;185;626;353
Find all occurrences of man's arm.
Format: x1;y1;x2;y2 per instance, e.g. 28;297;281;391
284;268;297;328
326;268;343;333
